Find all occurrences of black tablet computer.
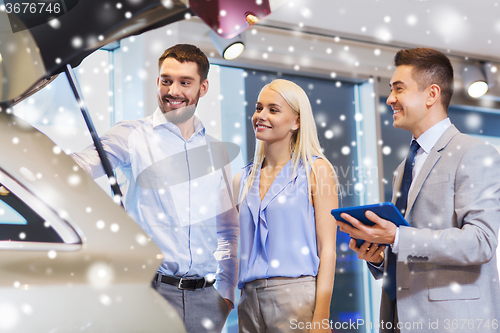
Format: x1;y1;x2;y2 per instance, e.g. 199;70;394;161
331;202;410;247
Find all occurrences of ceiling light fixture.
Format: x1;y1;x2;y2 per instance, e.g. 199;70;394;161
462;62;495;98
209;30;245;60
246;13;259;26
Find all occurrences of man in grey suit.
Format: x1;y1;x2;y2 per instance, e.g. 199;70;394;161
338;47;500;333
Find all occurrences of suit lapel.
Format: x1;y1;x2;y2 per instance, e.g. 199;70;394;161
405;149;441;217
406;125;460;217
392;162;405;205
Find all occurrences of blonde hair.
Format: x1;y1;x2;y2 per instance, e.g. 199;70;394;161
241;79;336;202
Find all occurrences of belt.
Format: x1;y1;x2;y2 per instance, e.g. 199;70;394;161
155;273;215;290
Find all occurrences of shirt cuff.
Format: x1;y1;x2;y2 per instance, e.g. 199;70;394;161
214;282;235;308
391;227;400;253
368;257;384;268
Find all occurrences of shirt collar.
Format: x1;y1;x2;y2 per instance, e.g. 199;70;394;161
151;107;206;136
413;118;451;154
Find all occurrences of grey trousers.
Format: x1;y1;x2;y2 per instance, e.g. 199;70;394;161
152;279;229;333
238;276;316;333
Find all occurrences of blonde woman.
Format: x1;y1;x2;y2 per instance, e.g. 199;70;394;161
233;79;338;333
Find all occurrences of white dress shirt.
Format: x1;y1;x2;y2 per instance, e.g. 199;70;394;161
392;118;452;252
71;108;238;303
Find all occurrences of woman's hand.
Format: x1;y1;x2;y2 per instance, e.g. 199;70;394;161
310;311;331;332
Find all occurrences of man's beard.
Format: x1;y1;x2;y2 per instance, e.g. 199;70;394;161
157;92;200;125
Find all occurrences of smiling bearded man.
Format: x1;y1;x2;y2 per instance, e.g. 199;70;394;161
156;54;206;125
72;44;238;333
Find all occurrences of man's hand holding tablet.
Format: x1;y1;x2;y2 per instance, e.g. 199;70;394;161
333;202;410;264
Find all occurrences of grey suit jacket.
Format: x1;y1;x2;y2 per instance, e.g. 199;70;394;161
373;125;500;332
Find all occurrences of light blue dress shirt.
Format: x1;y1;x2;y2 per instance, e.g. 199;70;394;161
72;108;238;303
237;157;320;289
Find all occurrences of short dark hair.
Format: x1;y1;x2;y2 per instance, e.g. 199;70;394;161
158;44;210;81
394;48;454;110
